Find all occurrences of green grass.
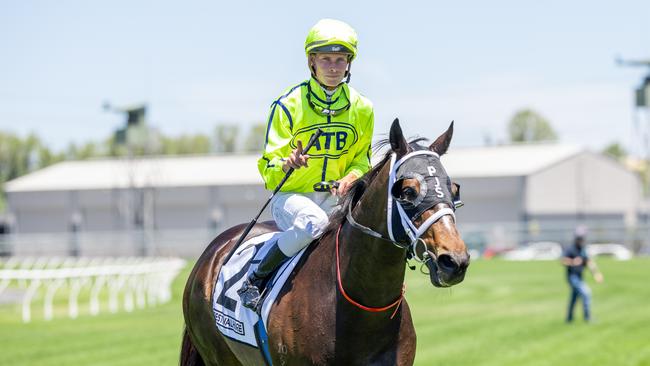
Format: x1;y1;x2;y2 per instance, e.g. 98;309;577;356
409;259;650;366
1;259;649;365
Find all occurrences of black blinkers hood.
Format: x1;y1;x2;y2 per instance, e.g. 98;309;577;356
393;154;454;221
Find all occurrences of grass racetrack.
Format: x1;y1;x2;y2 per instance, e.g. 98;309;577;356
1;258;649;365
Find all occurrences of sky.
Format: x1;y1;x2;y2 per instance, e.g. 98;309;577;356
1;0;650;155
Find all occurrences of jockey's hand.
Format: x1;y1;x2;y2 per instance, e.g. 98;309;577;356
282;140;310;173
332;173;358;197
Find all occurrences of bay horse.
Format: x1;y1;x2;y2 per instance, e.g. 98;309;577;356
181;119;469;365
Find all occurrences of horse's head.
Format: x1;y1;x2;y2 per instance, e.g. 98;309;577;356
349;119;469;288
387;119;469;287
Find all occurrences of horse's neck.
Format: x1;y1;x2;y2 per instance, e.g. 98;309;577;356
337;190;407;307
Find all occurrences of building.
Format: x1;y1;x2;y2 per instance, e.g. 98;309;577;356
3;144;645;255
5;155;269;233
3;155;270;256
441;144;644;248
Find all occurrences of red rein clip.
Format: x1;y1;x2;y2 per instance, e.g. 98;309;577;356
335;225;406;319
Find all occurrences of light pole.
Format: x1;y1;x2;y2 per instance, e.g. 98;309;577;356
617;57;650;250
103;102;150;255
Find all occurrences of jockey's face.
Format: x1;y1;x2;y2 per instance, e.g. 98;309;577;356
309;52;350;89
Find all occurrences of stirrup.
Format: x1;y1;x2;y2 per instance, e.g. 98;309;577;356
237;279;262;311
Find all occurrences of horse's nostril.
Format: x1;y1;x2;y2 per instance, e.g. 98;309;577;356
437;254;457;273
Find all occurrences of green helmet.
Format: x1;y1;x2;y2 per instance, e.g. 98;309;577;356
305;19;358;61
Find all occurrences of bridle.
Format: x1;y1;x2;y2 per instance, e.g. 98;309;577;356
345;150;462;262
336;148;463;317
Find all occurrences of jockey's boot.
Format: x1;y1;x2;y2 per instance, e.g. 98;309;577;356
238;242;289;311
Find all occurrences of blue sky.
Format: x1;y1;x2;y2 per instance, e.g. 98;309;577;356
1;0;649;155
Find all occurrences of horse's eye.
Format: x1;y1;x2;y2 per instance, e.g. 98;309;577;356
401;186;417;200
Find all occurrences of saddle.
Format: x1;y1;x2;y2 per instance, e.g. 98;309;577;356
212;232;309;347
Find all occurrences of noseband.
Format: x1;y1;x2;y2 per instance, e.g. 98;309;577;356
346;150;459;262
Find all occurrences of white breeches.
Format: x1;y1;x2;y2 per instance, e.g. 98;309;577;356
270;192;338;257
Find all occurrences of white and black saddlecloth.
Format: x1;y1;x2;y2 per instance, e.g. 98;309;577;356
212;232;308;347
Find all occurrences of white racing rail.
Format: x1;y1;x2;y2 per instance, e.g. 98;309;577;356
0;256;186;322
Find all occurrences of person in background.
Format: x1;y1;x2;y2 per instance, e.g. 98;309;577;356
561;226;604;323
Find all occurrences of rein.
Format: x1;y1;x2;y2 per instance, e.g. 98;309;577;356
333;149;460;319
346;150;456;262
335;225;404;319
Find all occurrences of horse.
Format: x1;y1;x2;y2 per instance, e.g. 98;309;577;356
181;119;469;366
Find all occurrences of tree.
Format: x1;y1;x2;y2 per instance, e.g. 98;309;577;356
0;190;5;213
243;123;267;152
0;132;62;183
602;142;627;161
66;141;102;160
508;109;558;143
38;145;65;167
214;124;239;153
161;134;211;155
0;131;64;213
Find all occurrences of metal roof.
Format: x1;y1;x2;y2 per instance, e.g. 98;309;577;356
5;155;262;192
5;144;581;193
441;143;581;178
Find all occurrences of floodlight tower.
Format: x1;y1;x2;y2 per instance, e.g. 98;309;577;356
616;57;650;111
103;102;150;255
617;57;650;249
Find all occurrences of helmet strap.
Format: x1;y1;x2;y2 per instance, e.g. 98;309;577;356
310;58;317;78
345;62;352;84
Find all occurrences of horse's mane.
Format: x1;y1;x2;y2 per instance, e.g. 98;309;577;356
323;137;429;236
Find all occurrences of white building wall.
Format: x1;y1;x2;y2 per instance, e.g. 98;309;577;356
4;150;642;242
9;191;67;232
7;184;273;234
454;176;524;224
526;152;642;218
15;207;68;232
218;185;273;228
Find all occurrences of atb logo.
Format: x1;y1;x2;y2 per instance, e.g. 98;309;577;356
290;123;359;158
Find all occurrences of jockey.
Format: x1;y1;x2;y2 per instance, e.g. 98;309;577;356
238;18;375;310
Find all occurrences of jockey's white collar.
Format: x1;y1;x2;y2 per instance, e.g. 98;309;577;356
321;84;338;99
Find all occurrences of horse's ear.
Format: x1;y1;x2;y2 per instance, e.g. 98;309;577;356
389;118;408;157
429;121;454;155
